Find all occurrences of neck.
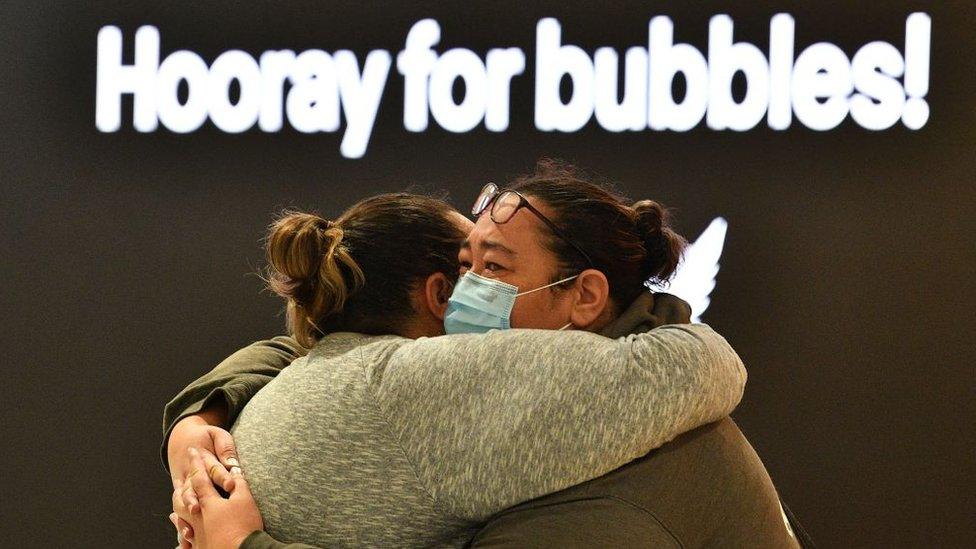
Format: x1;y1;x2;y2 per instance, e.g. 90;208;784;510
579;307;615;333
398;314;444;339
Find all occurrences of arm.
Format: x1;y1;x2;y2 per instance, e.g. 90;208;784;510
468;498;680;549
161;292;676;464
378;323;746;521
161;336;307;472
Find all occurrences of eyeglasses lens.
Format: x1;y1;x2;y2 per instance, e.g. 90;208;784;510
472;183;498;216
491;191;521;223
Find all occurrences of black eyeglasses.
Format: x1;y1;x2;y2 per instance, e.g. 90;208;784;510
472;183;595;268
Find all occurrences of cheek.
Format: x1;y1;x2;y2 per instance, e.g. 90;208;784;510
509;290;565;329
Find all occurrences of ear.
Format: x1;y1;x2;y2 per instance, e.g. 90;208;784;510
568;269;610;330
422;272;454;320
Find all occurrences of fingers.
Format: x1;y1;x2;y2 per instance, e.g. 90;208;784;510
226;464;253;502
181;471;200;515
172;477;197;519
210;427;242;475
651;292;692;325
169;512;192;549
177;516;194;547
187;447;220;506
198;449;235;493
170;453;192;491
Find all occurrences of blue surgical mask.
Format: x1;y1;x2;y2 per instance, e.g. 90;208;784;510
444;271;579;334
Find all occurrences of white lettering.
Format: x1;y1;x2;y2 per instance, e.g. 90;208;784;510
335;50;392;159
258;50;296;132
902;13;931;129
535;18;594;132
767;14;795;130
94;13;933;158
429;49;488;133
648;16;708;132
207;50;262;133
95;25;159;132
850;42;905;130
792;43;853;131
397;19;440;132
706;14;769;131
594;47;647;132
485;48;526;132
286;50;340;133
156;50;209;133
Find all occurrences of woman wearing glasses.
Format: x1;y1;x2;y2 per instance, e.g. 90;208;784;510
165;160;750;548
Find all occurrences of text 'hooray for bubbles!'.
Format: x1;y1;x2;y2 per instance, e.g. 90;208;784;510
96;13;932;159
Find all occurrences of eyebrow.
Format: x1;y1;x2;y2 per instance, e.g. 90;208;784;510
459;238;517;257
482;239;517;257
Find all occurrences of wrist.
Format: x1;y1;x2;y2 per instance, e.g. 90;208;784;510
231;529;264;549
195;399;229;428
173;399;229;433
168;403;229;465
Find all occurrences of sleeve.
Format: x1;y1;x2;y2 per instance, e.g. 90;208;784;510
240;530;322;549
377;324;746;521
160;336;307;470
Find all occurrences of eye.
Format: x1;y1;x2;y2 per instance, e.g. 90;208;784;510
459;261;471;274
485;262;504;272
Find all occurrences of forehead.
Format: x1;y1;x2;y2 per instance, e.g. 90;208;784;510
465;194;556;256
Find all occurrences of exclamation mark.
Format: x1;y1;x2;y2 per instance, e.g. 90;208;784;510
902;12;931;130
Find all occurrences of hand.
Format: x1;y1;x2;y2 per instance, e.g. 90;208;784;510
168;407;241;494
180;447;264;549
599;291;692;338
649;292;692;325
168;406;240;545
169;509;193;549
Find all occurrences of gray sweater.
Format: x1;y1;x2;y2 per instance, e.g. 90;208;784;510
230;325;746;548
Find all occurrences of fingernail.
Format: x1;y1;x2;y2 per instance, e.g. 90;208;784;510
230;466;242;476
226;457;240;467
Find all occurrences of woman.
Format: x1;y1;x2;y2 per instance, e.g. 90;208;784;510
166;168;746;548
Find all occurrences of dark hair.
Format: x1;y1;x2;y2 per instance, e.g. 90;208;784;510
265;193;464;346
509;159;687;310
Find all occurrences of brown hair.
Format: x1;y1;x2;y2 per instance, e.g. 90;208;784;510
265;193;465;347
509;159;687;310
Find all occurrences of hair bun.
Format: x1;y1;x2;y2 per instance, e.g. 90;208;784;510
632;200;686;283
265;212;343;305
633;199;664;237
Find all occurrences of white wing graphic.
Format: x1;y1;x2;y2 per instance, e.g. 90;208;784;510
645;217;728;323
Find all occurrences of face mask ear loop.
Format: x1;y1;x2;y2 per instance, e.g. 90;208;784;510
558;322;573;331
515;274;580;297
442;278;456;303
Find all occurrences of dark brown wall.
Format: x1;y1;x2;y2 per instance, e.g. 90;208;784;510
1;1;973;547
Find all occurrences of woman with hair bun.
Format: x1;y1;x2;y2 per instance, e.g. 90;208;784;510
164;171;752;548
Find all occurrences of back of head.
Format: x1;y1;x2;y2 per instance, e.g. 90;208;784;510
265;193;464;347
510;159;687;311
